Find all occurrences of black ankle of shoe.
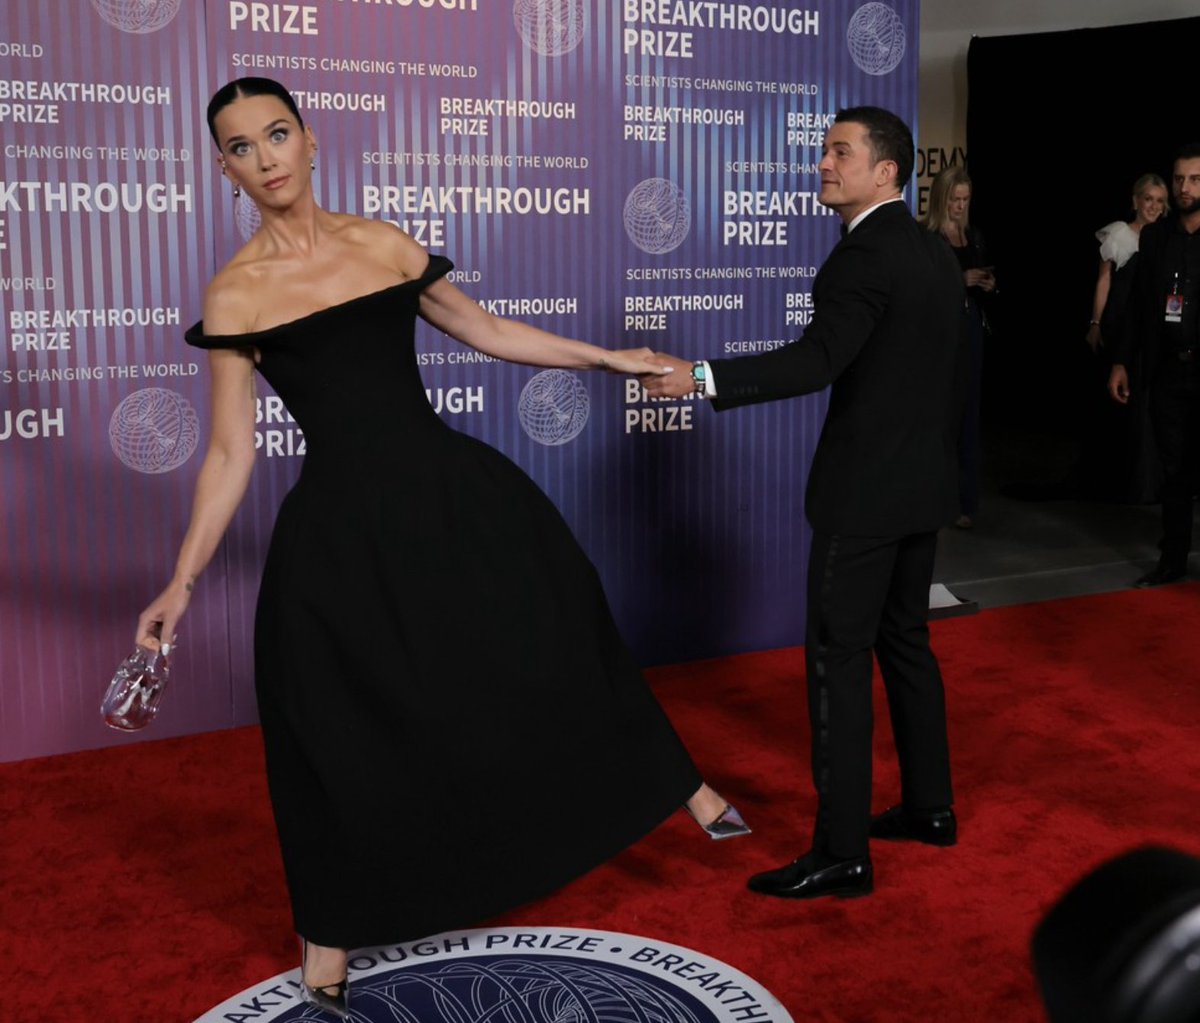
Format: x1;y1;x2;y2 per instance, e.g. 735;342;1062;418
809;847;867;869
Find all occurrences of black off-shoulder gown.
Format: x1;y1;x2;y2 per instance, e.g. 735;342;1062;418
185;255;702;947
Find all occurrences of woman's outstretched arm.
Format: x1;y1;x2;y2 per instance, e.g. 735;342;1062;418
135;287;259;648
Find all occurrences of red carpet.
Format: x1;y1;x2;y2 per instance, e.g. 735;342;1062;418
4;585;1200;1022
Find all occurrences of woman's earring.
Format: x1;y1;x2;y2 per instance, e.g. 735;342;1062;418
310;158;316;171
233;183;241;199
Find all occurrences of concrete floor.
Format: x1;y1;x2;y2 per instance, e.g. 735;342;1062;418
931;427;1188;610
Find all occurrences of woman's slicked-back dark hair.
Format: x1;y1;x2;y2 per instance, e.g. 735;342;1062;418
206;77;304;145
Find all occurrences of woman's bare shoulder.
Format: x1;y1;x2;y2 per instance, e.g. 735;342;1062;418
202;260;264;336
330;214;430;280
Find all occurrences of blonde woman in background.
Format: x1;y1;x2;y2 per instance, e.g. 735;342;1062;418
1086;174;1168;502
1087;174;1168;351
923;165;994;529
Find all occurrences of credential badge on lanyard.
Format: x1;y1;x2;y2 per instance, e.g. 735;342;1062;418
1166;271;1183;324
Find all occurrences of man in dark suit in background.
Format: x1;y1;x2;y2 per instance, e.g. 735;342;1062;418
642;106;964;899
1108;143;1200;588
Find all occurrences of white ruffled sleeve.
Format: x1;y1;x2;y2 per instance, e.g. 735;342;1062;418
1095;221;1139;270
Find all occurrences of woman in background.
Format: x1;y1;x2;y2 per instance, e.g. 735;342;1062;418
137;77;748;1020
1084;173;1167;502
923;165;995;529
1087;174;1168;354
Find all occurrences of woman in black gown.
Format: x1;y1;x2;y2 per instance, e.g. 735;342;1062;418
136;78;748;1020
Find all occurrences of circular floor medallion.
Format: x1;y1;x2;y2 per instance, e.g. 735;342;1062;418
194;926;793;1023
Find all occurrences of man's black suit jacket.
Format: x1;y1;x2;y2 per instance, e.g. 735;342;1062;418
1112;217;1195;381
709;200;964;536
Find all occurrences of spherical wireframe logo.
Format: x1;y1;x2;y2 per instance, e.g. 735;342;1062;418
89;0;182;33
513;0;587;56
518;369;589;446
847;3;906;75
235;192;262;241
623;179;691;255
346;957;702;1022
109;387;200;474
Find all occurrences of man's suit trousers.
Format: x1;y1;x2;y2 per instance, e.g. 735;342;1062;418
1151;362;1200;568
805;530;955;859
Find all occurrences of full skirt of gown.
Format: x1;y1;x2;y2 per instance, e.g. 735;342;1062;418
185;255;703;947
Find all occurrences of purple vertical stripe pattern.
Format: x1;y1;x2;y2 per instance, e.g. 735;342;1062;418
0;0;223;761
1;0;918;762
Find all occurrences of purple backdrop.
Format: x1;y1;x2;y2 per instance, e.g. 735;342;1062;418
1;0;918;762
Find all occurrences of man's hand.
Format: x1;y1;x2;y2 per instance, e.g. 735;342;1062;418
1108;363;1130;404
638;353;697;398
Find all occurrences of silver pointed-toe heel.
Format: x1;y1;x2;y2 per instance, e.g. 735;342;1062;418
690;802;752;841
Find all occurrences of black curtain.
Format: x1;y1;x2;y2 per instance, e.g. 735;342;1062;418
966;17;1200;476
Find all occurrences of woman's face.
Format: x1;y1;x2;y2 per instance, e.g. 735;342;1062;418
946;183;971;224
1135;185;1167;225
213;93;315;207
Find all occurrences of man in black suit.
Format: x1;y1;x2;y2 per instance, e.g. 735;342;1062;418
1109;144;1200;588
642;106;964;898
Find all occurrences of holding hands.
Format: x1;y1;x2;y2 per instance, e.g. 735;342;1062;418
636;352;697;398
600;347;677;377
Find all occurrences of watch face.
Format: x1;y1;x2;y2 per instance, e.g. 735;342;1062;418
691;363;706;381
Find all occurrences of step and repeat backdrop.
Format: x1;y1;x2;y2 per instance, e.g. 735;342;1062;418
1;0;917;761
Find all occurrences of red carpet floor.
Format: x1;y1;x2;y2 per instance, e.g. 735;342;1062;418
4;585;1200;1022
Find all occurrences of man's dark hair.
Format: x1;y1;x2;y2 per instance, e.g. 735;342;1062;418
1174;142;1200;164
834;106;915;189
206;77;305;145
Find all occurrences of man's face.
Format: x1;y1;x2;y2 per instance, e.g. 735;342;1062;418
818;121;895;221
1172;158;1200;216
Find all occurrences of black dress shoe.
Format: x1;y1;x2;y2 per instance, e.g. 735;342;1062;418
747;851;872;899
869;805;957;846
1132;563;1186;588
